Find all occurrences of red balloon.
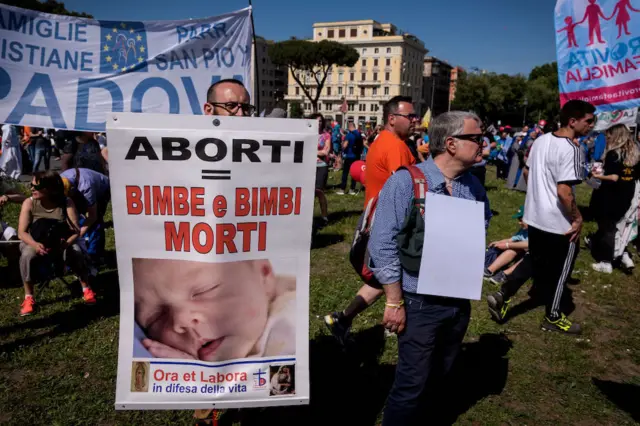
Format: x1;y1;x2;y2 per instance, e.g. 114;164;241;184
350;160;366;184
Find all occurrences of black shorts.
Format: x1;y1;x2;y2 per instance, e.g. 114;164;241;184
315;166;328;190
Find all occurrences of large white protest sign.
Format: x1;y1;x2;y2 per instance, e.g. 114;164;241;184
0;5;252;132
108;113;316;410
417;193;485;300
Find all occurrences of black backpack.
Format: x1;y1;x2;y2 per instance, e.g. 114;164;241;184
396;167;428;273
350;165;428;283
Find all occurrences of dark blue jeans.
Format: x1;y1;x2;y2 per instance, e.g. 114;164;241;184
32;147;46;173
340;157;357;191
382;292;470;426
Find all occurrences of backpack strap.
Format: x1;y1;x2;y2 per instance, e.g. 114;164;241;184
361;196;378;232
396;166;428;214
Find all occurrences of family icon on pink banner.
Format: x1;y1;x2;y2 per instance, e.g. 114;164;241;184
558;0;640;47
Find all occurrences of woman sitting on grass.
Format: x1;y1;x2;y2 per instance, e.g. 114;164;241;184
17;170;96;316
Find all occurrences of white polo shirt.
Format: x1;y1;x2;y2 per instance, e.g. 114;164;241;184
523;132;584;235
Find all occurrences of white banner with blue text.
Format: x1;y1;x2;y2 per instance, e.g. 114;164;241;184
0;4;252;131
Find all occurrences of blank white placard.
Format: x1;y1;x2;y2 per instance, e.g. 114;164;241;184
416;192;486;300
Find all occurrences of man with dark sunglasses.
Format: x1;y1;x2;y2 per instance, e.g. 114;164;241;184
370;111;491;425
203;79;255;117
324;96;417;344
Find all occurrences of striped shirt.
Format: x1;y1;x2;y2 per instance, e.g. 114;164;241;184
523;132;584;235
368;156;492;293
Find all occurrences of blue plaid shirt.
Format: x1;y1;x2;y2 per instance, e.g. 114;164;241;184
368;157;492;293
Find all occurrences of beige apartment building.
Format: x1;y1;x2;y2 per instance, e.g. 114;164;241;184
284;20;427;127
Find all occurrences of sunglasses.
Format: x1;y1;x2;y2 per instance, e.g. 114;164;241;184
30;182;44;190
392;113;421;121
452;133;484;145
208;102;256;116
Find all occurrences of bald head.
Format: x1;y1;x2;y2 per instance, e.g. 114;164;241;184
204;79;252;116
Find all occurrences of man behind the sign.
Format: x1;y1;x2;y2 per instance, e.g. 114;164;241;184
203;79;255;117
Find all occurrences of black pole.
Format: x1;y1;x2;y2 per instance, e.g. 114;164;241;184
248;0;260;114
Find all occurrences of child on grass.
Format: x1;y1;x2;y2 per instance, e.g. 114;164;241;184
484;205;529;285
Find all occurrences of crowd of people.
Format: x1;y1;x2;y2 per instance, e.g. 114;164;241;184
0;127;111;315
1;79;639;425
321;97;640;424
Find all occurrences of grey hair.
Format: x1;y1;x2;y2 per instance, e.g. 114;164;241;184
428;111;482;157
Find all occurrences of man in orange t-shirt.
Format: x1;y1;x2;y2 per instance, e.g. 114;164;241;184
325;96;420;344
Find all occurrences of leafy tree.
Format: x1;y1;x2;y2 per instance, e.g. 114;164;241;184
269;39;359;112
1;0;93;17
452;63;560;127
289;102;303;119
452;71;526;125
526;62;560;124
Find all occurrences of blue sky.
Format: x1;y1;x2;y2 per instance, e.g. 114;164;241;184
63;0;558;76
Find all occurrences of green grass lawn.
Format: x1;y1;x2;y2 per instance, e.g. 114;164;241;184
1;166;639;425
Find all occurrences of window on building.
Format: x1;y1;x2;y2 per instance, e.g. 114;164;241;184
328;29;334;38
348;103;355;111
350;28;357;37
384;87;389;95
338;72;343;82
370;104;376;112
374;48;379;54
386;58;391;66
262;58;266;64
326;103;332;111
372;87;378;96
373;72;378;81
339;29;345;38
318;103;322;111
362;59;367;67
359;104;365;112
327;87;332;96
338;87;343;95
374;58;378;67
295;87;300;95
360;87;365;96
362;48;367;55
387;47;391;53
348;86;354;95
385;72;390;81
350;73;354;81
361;72;366;81
261;90;265;97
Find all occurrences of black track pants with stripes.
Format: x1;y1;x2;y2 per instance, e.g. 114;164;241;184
528;226;579;320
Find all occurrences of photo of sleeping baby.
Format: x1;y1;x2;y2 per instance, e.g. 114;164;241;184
132;258;296;362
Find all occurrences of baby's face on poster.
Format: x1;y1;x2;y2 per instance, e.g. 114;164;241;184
133;259;273;362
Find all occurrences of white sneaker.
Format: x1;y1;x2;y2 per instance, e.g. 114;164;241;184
336;190;345;195
621;252;635;269
592;262;613;274
348;190;358;195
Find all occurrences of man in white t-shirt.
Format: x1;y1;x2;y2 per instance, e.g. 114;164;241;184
492;100;595;335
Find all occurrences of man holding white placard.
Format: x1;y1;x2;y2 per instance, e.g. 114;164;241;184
368;111;491;426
